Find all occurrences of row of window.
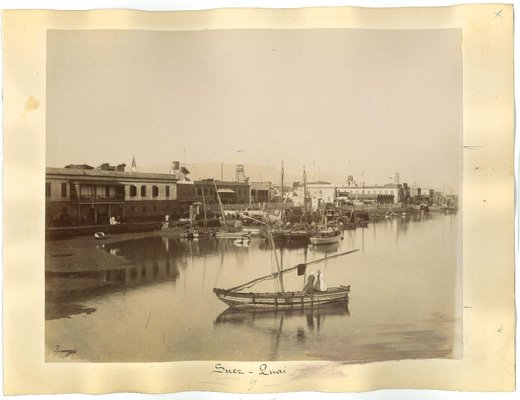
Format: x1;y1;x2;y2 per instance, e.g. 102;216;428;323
45;182;172;199
196;187;249;197
129;185;170;198
339;189;396;195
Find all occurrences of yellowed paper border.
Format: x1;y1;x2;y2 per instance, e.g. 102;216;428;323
2;5;515;394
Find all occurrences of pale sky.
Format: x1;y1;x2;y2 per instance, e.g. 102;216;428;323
47;29;462;191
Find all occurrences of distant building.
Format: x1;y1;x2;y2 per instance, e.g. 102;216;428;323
434;191;444;205
306;182;336;209
250;181;273;204
46;164;180;226
194;179;251;205
417;188;434;205
336;183;401;204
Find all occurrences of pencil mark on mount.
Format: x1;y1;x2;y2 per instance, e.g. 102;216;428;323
198;381;229;387
464;145;482;150
145;312;151;329
494;10;503;18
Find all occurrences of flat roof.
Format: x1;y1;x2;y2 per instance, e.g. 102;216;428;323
46;167;179;182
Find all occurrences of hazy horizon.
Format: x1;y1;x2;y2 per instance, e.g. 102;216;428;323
47;29;462;192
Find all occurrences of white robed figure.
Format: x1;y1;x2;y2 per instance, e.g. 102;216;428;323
314;270;327;292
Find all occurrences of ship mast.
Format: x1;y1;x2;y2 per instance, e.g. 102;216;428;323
303;165;308;223
200;183;208;229
280;161;284;225
214;180;228;232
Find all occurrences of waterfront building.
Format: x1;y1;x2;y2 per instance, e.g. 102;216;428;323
194;179;251;206
46;164;181;226
433;191;444;206
304;181;336;210
336;183;402;204
250;181;273;204
417;188;434;205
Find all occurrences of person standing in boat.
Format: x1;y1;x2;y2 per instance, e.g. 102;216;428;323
304;271;316;294
314;270;328;292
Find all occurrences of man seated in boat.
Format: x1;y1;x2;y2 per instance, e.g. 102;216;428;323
314;270;328;292
304;272;315;294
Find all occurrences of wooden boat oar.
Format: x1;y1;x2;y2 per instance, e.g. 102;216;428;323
228;248;359;292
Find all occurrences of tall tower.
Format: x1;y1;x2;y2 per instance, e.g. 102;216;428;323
235;164;246;182
394;172;400;184
131;155;137;172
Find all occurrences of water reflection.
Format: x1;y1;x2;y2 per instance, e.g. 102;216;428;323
214;302;350;358
215;302;350;326
46;213;461;362
309;242;340;254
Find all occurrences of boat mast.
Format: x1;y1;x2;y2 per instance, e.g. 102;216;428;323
268;227;284;292
201;183;208;229
303;165;308;224
214;180;228;232
280;161;284;225
240;214;284;292
279;161;285;291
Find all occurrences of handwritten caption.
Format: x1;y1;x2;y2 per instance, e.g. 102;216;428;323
210;363;287;391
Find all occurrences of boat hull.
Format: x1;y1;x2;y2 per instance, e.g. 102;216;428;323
284;231;311;242
309;234;341;245
213;285;350;310
215;231;250;239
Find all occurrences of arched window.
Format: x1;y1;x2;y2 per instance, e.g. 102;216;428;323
141;185;147;197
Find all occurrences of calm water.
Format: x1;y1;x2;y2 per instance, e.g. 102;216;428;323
46;213;461;362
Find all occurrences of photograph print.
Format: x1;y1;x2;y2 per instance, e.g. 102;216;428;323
45;27;462;363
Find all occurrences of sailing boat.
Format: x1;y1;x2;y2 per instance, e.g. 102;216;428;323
265;161;289;243
195;183;214;237
180;203;200;239
309;213;342;245
213;180;250;239
213;243;358;310
285;166;313;243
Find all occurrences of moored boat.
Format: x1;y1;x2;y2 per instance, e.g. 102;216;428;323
284;229;311;242
355;220;369;228
213;285;350;310
215;231;251;239
242;226;261;236
309;229;342;245
234;237;250;246
213;246;358;310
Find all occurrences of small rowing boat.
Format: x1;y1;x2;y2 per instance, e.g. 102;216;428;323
215;231;251;239
309;229;342;245
214;285;350;309
94;232;108;240
213;248;358;310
